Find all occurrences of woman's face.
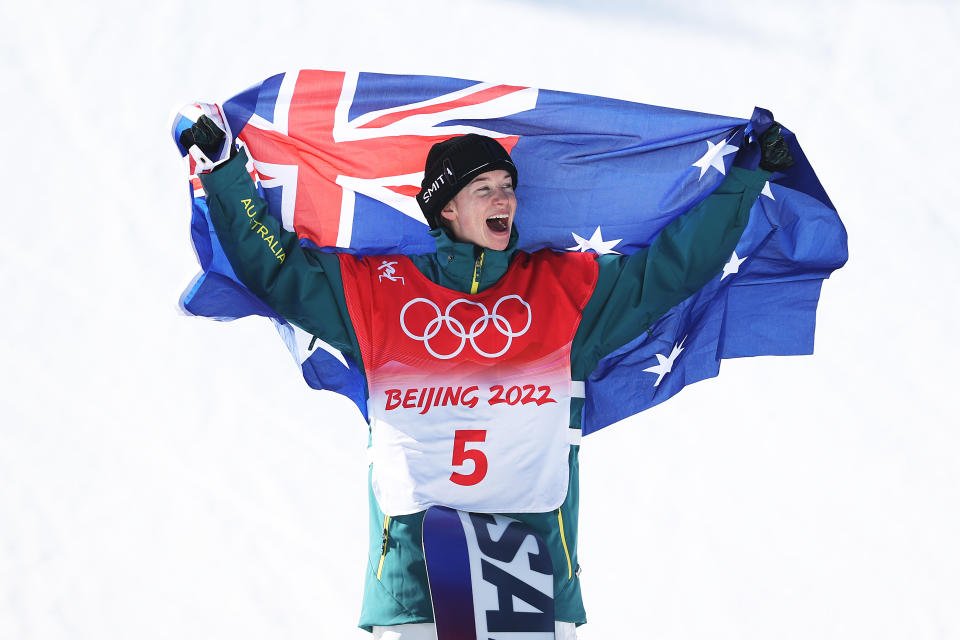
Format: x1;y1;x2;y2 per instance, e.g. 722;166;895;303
440;169;516;251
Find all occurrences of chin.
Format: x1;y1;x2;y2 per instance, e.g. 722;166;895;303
485;236;510;251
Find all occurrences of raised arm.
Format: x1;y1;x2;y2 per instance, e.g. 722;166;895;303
571;166;770;379
196;146;362;366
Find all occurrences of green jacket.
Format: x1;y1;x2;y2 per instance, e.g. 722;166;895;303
198;149;769;629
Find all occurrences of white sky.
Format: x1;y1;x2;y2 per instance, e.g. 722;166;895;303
2;0;959;638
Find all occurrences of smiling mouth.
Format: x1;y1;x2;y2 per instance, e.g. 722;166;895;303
486;214;509;233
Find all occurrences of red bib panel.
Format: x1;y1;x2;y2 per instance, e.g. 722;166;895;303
340;251;597;515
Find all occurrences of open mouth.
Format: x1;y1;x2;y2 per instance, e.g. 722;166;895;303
486;214;509;233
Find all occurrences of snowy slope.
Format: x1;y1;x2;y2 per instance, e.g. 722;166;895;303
1;0;958;638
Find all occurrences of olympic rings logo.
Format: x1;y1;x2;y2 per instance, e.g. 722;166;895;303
400;295;532;360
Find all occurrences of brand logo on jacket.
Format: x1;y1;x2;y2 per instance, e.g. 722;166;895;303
399;295;532;360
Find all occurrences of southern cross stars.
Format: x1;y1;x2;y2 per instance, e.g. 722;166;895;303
692;138;738;180
721;251;747;280
643;338;686;387
567;226;622;255
761;181;774;200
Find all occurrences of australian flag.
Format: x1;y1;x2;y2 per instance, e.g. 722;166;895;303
171;69;847;434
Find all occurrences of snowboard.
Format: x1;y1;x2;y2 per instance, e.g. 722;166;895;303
422;506;555;639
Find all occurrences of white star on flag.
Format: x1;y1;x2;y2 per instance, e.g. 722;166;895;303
692;138;739;180
761;181;774;200
721;251;748;280
643;338;686;387
567;226;622;254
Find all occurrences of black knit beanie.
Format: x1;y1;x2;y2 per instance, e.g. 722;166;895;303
416;134;518;229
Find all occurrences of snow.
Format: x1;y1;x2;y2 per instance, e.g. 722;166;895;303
1;0;958;638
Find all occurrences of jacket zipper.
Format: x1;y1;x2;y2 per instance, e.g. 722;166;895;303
558;508;573;580
376;515;391;580
470;250;485;294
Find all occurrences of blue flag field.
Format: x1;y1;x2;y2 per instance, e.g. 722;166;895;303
172;69;848;434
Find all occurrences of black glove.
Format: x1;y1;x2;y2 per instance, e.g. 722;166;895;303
179;115;227;159
758;123;795;172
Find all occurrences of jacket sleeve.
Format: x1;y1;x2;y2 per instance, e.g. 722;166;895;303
197;148;363;365
571;166;770;380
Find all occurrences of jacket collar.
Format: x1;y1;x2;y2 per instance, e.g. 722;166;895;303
429;226;519;284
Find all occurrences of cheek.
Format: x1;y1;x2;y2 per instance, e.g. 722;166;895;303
466;202;487;226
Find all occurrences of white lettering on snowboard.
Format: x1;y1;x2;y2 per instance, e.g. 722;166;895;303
460;512;555;637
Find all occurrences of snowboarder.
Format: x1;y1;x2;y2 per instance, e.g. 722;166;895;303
181;113;792;639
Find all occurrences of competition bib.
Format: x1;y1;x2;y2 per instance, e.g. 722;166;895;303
340;251;596;515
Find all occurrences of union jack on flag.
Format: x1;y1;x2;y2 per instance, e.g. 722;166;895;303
223;71;534;253
172;69;847;434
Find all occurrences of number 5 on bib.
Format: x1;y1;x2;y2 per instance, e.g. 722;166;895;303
450;430;487;486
